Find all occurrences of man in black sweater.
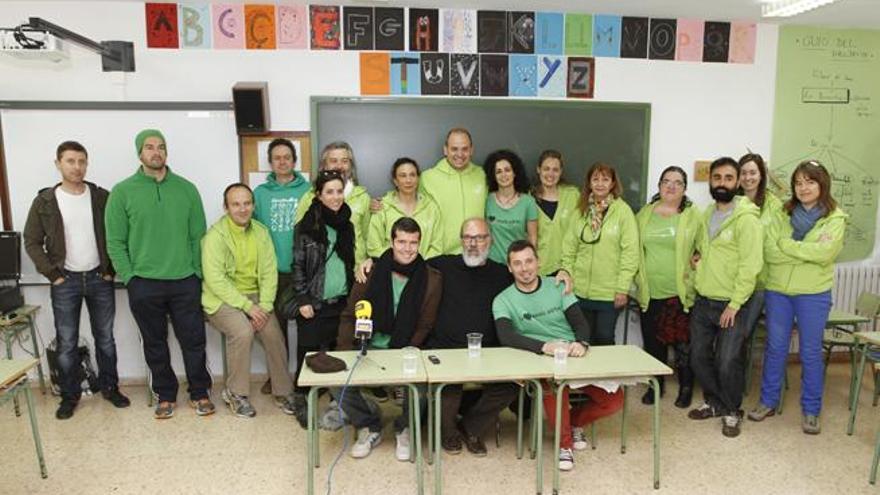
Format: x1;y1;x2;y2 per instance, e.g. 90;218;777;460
426;218;516;456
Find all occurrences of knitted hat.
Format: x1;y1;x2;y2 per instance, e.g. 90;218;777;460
135;129;166;155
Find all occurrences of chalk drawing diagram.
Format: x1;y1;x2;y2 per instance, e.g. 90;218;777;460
771;28;878;261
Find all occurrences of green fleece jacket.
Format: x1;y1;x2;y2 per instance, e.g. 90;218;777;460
253;172;310;273
693;196;763;309
295;185;371;266
420;158;487;255
201;215;278;315
367;191;444;259
534;184;581;275
764;206;847;295
560;197;639;302
754;191;783;290
105;167;206;284
634;202;704;312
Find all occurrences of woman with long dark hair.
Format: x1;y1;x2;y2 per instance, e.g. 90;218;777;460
483;149;539;264
286;170;355;426
560;162;639;346
634;166;703;408
747;160;847;435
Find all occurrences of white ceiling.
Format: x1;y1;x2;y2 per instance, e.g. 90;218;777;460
13;0;880;28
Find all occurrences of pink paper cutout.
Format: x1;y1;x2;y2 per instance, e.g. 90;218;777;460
728;22;756;64
277;3;307;49
212;3;244;49
675;18;703;62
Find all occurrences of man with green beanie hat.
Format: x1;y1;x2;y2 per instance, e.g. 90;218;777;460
105;129;215;419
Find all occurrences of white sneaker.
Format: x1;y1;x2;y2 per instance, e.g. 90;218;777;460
350;427;382;459
395;428;411;461
571;427;589;451
558;448;575;471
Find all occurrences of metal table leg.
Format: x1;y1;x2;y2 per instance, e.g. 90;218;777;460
406;384;424;495
5;331;20;416
26;316;47;394
650;377;661;489
849;340;868;435
620;385;628;454
23;381;48;478
306;387;319;495
434;383;447;495
516;385;525;459
553;381;565;495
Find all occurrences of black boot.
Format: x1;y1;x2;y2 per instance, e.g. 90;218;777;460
675;367;694;409
641;377;665;405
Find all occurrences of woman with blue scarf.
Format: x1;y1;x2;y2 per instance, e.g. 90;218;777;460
747;161;847;435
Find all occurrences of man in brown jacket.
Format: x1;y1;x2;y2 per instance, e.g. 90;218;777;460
23;140;129;420
332;217;442;461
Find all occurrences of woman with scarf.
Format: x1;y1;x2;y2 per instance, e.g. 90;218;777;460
634;166;703;408
747;160;847;435
333;216;442;460
286;170;355;426
559;162;639;346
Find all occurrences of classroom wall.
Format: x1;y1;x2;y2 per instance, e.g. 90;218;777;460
2;2;878;381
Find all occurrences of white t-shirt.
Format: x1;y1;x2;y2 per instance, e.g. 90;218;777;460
55;186;100;272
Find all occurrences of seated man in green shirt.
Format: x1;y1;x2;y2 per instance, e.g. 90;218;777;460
494;240;623;472
334;217;443;461
202;183;296;418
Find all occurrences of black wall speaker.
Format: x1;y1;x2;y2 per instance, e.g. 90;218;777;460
232;82;270;135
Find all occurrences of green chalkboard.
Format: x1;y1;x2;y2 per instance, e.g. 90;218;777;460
311;96;651;210
771;26;880;262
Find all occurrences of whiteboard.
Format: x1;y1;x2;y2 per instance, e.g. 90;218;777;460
1;109;239;281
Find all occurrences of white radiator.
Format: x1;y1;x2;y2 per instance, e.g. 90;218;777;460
833;265;880;313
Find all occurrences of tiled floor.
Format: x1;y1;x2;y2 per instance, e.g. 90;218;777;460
3;363;879;494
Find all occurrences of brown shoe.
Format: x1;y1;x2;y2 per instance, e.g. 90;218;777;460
154;401;175;419
190;397;216;416
458;424;487;457
261;379;272;395
441;435;462;454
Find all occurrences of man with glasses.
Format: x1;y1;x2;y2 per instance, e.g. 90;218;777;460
425;218;516;456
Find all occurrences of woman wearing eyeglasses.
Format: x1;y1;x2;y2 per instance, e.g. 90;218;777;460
532;150;581;276
748;161;847;435
559;162;639;346
634;166;703;408
284;170;356;427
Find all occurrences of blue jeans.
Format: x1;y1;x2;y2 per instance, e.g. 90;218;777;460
50;268;118;401
760;290;832;416
577;298;620;346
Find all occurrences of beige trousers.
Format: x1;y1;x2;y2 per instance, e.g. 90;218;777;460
208;295;293;397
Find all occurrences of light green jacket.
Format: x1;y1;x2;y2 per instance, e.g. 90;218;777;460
693;197;763;310
295;185;372;266
634;202;704;312
534;184;581;275
560;197;639;302
201;215;278;315
764;206;847;295
754;191;784;290
419;158;487;255
367;191;444;259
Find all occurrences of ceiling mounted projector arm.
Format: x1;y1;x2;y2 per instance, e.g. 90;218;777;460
25;16;135;72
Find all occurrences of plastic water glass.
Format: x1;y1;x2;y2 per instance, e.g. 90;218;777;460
553;341;569;367
467;333;483;358
402;346;419;374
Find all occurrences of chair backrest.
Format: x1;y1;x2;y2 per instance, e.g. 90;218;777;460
855;292;880;332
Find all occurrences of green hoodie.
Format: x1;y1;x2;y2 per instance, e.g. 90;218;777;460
105;167;206;284
253;172;310;273
764;205;847;295
295;184;371;265
367;191;444;259
634;202;704;312
201;215;278;315
693;196;763;309
420;158;487;255
754;191;783;290
534;184;581;275
560;197;639;302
